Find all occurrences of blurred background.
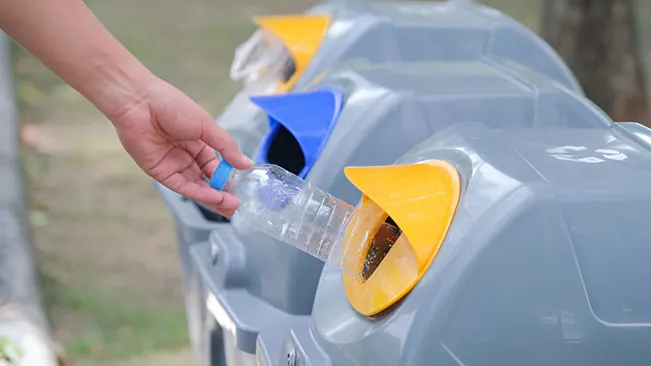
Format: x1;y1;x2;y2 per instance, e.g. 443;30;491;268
8;0;651;365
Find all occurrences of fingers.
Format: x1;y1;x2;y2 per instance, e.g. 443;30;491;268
199;190;240;217
201;120;253;170
160;172;240;216
201;155;219;179
191;142;219;178
173;141;219;181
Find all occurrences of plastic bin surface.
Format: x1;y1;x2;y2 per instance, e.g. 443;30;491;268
174;1;591;363
203;47;598;361
219;0;581;160
271;118;651;366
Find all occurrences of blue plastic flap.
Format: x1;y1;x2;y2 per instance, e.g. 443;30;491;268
251;87;344;178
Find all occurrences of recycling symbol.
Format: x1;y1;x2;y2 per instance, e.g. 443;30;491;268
546;145;628;163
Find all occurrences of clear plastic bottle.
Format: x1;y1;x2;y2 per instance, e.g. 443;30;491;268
229;29;296;94
217;28;296;156
209;161;401;280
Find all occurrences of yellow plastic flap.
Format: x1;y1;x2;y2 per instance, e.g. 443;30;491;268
342;160;461;316
254;14;331;91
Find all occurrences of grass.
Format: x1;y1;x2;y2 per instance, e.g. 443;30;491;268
40;271;188;360
18;112;192;365
11;0;651;364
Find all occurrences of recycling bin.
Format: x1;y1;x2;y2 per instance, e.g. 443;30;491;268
194;9;600;365
158;1;590;364
264;113;651;365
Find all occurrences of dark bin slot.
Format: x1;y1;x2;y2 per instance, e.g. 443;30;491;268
361;216;402;282
281;57;297;82
194;201;230;223
265;125;306;175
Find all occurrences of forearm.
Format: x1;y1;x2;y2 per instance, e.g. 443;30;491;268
0;0;156;120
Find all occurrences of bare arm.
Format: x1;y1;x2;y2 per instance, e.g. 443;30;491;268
0;0;252;216
0;0;153;119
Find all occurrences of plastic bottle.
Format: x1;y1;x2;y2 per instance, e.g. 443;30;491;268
217;28;296;157
209;161;402;280
229;29;295;94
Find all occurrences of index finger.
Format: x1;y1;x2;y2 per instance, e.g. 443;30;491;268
201;119;253;170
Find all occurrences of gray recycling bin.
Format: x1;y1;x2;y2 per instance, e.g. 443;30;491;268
268;115;651;365
194;12;598;366
156;1;590;364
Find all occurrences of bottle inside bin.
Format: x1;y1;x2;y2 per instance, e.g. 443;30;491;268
229;29;296;94
218;29;296;157
209;161;401;281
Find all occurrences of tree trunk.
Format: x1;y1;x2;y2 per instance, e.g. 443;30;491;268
541;0;650;126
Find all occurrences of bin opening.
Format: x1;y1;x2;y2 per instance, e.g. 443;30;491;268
251;88;344;179
252;14;332;91
361;216;402;282
281;58;297;83
229;26;296;93
265;124;306;175
342;161;462;316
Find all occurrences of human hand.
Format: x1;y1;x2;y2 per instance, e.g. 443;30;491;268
109;78;252;217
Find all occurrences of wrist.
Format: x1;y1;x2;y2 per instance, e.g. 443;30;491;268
79;55;158;124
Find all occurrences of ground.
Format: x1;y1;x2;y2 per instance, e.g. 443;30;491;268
11;0;651;365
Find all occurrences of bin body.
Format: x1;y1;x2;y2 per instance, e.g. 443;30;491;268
278;117;651;366
159;1;589;365
203;17;593;366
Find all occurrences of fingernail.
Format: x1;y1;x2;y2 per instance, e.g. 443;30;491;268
244;156;254;166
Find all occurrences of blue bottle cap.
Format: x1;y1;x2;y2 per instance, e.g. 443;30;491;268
209;160;233;190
